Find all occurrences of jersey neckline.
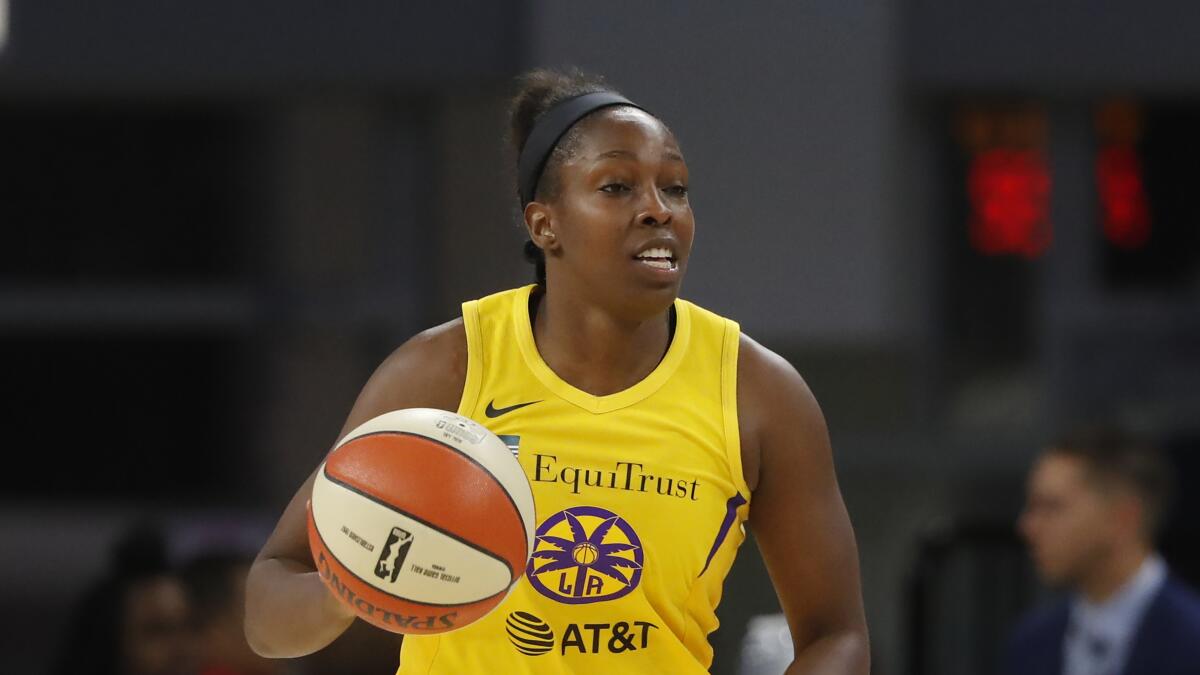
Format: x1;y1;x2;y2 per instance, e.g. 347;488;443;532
511;284;692;414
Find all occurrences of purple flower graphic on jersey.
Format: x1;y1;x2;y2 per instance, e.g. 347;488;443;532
526;506;643;604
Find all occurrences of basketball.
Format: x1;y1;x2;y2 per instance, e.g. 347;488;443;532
306;408;535;635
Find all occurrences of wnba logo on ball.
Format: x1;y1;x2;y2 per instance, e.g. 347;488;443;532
526;506;643;604
374;526;414;583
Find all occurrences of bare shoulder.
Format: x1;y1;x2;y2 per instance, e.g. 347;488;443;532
738;333;818;399
386;317;467;381
336;318;468;436
736;333;825;494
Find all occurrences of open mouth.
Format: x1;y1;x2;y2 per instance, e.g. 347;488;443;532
633;246;677;271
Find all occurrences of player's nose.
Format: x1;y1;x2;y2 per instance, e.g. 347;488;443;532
636;188;673;227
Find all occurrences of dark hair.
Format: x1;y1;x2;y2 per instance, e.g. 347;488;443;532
180;551;253;628
1047;426;1175;540
507;67;625;285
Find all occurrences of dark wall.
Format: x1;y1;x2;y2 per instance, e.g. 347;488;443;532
907;0;1200;91
0;0;523;93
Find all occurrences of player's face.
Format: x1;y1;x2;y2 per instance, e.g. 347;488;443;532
1018;454;1120;588
543;108;694;315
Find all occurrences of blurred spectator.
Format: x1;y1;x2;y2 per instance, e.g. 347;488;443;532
1005;428;1200;675
179;545;399;675
52;524;195;675
181;552;284;675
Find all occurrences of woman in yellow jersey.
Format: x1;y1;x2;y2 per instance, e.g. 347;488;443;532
246;68;869;674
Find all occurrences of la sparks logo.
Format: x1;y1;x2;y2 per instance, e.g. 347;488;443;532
526;506;644;604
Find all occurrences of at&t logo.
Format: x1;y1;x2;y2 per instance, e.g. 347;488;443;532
505;611;554;656
504;611;658;656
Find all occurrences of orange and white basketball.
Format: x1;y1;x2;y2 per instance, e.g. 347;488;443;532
306;408;535;635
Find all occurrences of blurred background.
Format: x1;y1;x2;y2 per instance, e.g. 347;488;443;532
3;1;1199;673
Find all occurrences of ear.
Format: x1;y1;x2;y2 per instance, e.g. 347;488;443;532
523;202;561;253
1112;491;1147;539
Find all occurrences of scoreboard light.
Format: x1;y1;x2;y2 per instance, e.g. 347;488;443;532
967;148;1052;258
1096;146;1151;249
957;105;1052;259
1095;101;1151;250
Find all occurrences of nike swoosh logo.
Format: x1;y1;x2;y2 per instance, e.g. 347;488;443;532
485;399;541;418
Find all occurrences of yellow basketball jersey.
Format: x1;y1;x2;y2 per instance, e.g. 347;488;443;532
397;284;751;674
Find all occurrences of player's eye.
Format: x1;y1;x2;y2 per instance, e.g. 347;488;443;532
665;184;689;197
600;183;631;194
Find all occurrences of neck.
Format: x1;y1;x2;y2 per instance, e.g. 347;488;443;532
531;284;672;397
1079;544;1152;604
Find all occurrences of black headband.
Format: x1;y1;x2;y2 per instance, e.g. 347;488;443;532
517;91;644;206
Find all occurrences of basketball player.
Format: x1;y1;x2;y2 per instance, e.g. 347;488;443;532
246;68;869;674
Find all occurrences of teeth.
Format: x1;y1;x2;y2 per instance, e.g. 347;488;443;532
639;259;674;270
636;246;674;259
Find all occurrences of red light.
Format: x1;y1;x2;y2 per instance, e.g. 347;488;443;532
967;149;1053;258
1096;145;1151;249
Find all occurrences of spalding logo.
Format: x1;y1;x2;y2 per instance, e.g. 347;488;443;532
526;506;644;604
505;611;555;656
315;551;457;632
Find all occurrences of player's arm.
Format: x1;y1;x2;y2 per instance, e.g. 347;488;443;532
245;319;468;657
739;335;870;675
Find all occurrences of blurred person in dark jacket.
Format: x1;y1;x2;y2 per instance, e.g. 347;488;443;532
1005;428;1200;675
53;524;196;675
181;552;283;675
